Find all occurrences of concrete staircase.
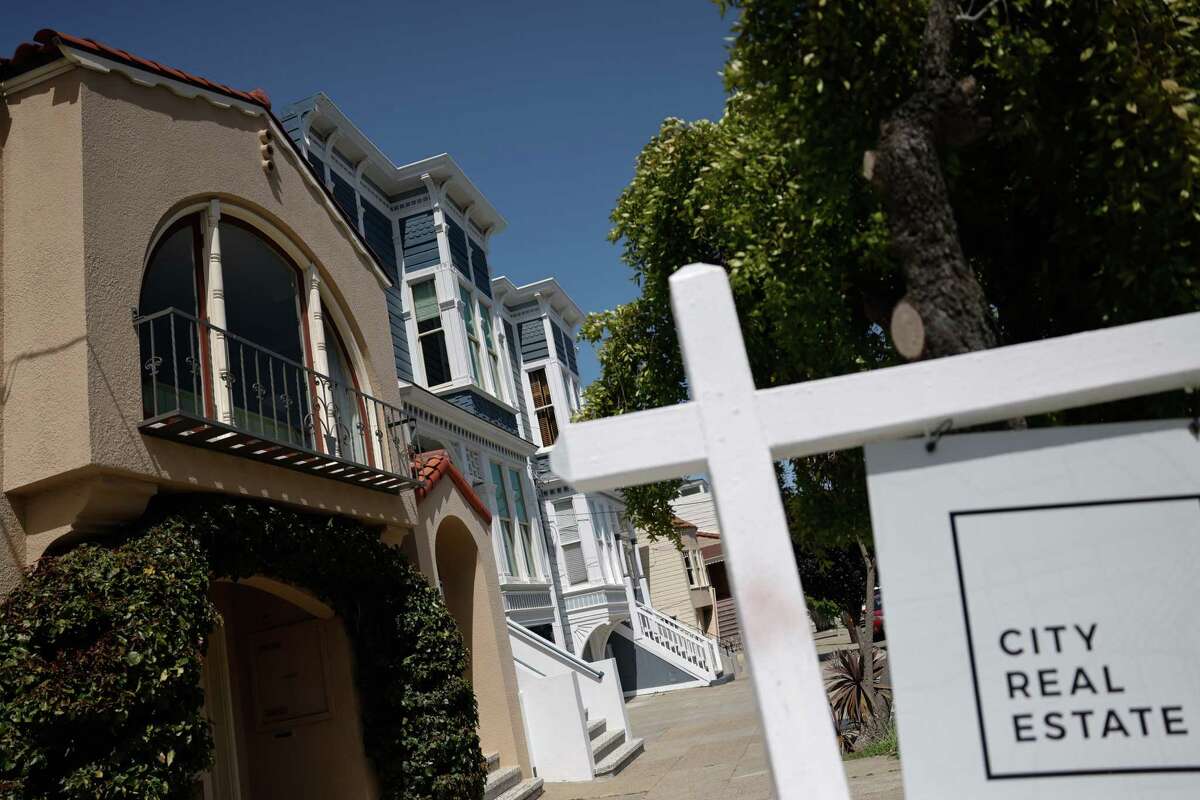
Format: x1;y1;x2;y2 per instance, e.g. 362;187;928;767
483;751;543;800
587;716;644;777
508;620;644;782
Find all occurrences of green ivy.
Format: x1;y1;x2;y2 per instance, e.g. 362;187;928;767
0;495;485;800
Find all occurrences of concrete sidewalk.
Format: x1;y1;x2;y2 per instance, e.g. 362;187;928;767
537;674;904;800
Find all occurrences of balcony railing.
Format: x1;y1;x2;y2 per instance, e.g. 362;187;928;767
134;307;413;492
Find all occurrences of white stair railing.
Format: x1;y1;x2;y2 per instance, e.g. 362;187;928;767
633;601;722;677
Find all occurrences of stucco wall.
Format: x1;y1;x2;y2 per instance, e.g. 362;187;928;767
1;64;414;545
417;476;532;775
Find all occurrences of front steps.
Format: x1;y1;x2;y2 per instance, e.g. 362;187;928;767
484;752;543;800
586;715;644;777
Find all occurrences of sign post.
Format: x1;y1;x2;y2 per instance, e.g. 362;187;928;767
551;263;1200;800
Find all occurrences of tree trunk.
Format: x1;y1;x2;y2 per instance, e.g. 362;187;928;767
871;0;996;360
856;539;879;722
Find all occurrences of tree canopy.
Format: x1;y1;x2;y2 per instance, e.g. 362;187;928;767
581;0;1200;560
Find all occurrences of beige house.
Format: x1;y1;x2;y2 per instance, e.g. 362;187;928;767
1;29;538;800
641;517;718;636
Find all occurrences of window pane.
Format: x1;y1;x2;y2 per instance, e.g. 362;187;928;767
220;222;302;363
140;224;198;317
413;281;440;323
421;332;452;385
219;222;308;443
491;463;510;517
517;523;535;578
140;221;201;418
321;320;365;465
460;286;476;329
508;469;528;522
500;520;518;576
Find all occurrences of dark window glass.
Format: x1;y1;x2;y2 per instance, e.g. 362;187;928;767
139;221;202;418
218;222;309;444
421;334;452;386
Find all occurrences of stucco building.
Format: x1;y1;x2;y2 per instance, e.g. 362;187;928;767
0;30;539;800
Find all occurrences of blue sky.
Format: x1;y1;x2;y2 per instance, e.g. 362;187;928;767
4;1;733;384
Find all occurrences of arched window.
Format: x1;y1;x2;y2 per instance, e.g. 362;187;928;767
137;209;379;469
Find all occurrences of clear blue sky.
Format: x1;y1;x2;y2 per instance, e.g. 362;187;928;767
4;1;733;384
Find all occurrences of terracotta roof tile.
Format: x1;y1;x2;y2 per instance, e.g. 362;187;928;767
1;30;271;110
411;450;492;525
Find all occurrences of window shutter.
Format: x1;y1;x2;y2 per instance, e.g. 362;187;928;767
412;281;440;323
562;542;587;585
554;501;579;543
529;369;551;407
537;408;558;446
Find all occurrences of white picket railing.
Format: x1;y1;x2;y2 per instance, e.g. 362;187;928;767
633;601;722;677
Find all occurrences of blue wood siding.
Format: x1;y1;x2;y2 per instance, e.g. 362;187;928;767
470;241;491;298
330;171;358;222
362;200;397;280
503;319;532;439
445;217;470;277
400;212;439;272
519;319;549;361
441;388;519;436
384;284;414;383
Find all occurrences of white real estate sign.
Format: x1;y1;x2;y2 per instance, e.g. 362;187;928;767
866;420;1200;799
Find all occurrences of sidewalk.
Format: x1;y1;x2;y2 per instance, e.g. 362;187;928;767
537;673;903;800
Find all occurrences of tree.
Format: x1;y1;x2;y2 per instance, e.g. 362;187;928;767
581;0;1200;717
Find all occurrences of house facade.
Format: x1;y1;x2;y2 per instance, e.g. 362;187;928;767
0;30;539;800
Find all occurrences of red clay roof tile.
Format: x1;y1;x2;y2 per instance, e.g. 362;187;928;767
411;450;492;525
1;30;271;111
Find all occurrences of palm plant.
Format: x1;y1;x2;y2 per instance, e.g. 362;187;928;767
826;647;891;725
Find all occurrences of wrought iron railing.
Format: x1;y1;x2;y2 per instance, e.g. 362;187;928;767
135;307;411;491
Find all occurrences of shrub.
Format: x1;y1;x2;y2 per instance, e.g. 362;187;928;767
826;647;891;725
806;596;843;631
0;495;485;800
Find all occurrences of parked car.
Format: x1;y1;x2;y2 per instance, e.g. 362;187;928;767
862;587;884;642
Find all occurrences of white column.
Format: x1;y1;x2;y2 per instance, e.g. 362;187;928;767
204;199;233;425
305;265;336;456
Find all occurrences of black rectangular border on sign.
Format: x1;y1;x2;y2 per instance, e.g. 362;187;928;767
950;494;1200;781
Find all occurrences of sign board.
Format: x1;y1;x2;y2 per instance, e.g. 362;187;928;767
866;421;1200;799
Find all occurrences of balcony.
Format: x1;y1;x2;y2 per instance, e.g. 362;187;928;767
135;308;413;492
690;585;714;610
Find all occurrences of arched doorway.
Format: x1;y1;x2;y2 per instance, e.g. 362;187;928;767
433;514;524;767
203;581;377;800
582;623;616;663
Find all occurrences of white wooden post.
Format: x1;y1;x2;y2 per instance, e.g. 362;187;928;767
550;262;1200;800
670;264;850;799
204;199;233;426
